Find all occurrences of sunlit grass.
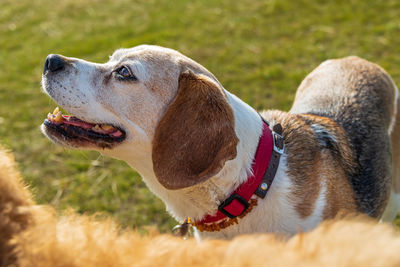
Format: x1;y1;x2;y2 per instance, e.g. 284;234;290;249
1;0;399;231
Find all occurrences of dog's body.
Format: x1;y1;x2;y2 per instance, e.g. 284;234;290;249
41;45;400;238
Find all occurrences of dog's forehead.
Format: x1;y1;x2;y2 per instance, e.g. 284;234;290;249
108;45;219;86
109;45;183;64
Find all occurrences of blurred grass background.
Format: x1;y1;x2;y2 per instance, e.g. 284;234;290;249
0;0;399;231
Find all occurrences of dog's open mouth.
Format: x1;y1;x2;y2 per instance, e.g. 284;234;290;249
43;107;126;149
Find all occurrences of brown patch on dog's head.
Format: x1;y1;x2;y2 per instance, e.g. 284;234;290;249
152;71;239;190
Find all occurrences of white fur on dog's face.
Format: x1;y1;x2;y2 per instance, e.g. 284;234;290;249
41;45;217;150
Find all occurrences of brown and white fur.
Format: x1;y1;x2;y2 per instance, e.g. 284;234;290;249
41;45;400;239
2;147;400;267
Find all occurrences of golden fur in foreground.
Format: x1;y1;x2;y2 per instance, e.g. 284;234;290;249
1;148;400;267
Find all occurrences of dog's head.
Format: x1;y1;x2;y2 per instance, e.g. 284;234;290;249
41;45;239;189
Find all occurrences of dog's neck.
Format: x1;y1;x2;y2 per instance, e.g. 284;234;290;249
104;89;263;223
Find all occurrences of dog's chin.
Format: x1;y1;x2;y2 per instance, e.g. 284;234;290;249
41;115;126;150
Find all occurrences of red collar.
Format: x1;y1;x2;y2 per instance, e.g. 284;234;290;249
194;120;284;227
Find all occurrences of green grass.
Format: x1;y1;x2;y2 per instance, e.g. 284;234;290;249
1;0;399;231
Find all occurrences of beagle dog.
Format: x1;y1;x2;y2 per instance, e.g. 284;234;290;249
41;45;400;239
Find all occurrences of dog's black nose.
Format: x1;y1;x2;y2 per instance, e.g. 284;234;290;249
44;54;65;73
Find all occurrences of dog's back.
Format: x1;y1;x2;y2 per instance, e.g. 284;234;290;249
290;56;399;218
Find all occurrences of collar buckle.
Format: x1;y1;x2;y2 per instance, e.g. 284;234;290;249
273;131;284;154
218;193;250;219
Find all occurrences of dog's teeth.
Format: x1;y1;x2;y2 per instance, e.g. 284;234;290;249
54;112;63;123
52;107;60;115
101;124;114;131
93;125;102;132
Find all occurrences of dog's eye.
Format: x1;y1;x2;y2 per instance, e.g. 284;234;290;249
115;66;137;80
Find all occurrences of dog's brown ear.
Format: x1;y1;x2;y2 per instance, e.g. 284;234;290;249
152;71;239;190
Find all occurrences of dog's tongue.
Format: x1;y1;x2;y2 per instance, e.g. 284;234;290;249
62;116;123;137
62;115;94;129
